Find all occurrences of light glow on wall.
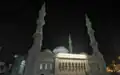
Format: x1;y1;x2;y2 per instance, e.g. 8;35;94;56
56;53;87;59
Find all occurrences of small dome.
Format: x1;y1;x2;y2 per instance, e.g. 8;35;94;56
43;49;53;54
53;46;69;54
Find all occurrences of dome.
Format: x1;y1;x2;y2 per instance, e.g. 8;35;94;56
53;46;69;54
43;49;53;54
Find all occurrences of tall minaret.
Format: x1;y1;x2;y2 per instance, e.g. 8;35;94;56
85;14;99;55
86;14;107;73
69;33;73;53
24;3;46;75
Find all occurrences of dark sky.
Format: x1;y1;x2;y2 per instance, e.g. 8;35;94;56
0;0;44;62
0;0;116;64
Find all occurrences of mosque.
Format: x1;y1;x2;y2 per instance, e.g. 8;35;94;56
8;2;110;75
23;3;110;75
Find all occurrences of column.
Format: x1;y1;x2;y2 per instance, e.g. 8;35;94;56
81;60;84;72
50;63;52;70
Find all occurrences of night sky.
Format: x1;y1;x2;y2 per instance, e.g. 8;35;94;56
0;0;116;64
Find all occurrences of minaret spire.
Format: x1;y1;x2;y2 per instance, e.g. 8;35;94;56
69;33;72;53
85;14;99;55
35;3;46;52
36;3;46;33
24;3;46;75
85;14;103;56
86;14;107;73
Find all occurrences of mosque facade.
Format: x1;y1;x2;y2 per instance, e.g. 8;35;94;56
32;49;109;75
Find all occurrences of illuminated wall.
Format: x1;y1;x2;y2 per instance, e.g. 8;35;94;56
55;53;89;75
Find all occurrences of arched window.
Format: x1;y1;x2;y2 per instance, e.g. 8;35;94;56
40;64;43;70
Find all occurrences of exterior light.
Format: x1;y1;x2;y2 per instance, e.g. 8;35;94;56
14;54;18;58
56;53;87;59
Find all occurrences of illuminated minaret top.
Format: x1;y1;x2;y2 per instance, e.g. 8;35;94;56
69;33;73;53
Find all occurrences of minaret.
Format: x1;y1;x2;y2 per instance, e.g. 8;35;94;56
68;33;72;53
24;3;46;75
86;14;107;73
85;14;104;57
85;14;99;55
